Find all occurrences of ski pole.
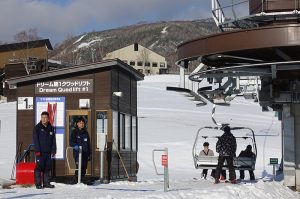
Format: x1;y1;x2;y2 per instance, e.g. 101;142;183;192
113;140;131;181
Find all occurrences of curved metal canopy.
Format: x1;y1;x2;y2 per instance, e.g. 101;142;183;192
177;24;300;67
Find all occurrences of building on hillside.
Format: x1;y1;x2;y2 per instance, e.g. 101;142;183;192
0;39;53;69
103;43;168;75
0;40;70;98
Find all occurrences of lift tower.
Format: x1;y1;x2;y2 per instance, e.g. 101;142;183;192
177;0;300;190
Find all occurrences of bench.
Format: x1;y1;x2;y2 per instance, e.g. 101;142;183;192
195;155;255;170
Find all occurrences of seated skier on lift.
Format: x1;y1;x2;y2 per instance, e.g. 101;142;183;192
238;145;255;180
199;142;215;179
199;142;227;180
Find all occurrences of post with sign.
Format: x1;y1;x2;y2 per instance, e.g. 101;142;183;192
161;148;169;192
152;148;169;192
270;158;278;181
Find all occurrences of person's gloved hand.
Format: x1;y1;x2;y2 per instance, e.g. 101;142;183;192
88;156;91;161
35;152;41;164
74;145;79;151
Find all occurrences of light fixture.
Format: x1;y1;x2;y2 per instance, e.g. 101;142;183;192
113;92;123;97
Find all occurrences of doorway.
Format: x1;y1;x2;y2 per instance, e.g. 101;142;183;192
65;110;92;176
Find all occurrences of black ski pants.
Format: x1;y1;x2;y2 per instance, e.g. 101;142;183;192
34;153;52;186
240;170;255;180
215;156;236;181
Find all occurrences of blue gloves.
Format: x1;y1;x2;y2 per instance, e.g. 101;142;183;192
74;145;79;151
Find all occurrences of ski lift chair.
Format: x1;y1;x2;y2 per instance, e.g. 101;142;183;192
192;126;257;171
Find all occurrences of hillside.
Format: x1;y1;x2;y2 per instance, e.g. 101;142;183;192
49;19;219;73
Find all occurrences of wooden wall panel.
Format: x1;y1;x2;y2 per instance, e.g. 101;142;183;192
118;72;131;114
94;71;111;110
131;80;137;115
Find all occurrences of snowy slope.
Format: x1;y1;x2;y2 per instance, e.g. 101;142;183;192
0;75;299;198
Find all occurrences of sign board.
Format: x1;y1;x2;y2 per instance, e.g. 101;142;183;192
97;133;107;151
35;97;65;159
162;155;168;167
18;97;33;110
270;158;278;165
35;79;93;94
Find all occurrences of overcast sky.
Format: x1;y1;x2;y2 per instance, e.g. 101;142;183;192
0;0;213;44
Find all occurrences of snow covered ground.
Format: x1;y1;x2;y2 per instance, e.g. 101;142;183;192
0;75;299;198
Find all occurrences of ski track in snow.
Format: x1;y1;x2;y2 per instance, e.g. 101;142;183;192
73;35;86;45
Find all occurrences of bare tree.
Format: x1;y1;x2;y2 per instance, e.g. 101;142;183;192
14;28;41;42
138;48;150;63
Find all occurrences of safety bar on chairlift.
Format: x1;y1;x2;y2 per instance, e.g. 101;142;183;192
66;146;82;184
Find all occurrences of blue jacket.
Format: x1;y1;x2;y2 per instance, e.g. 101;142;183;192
33;122;57;154
70;128;91;158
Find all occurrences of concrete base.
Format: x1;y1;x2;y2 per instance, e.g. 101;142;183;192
282;101;300;190
282;104;295;187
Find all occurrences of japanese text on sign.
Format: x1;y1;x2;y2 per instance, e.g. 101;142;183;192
35;79;93;94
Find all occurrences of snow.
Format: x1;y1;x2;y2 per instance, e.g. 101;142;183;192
161;26;168;34
76;38;103;50
149;40;159;49
73;35;86;45
0;75;299;198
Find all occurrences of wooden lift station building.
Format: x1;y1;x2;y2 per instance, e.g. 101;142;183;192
5;59;144;181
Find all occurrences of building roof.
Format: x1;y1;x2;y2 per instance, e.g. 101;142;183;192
6;59;144;86
0;39;53;53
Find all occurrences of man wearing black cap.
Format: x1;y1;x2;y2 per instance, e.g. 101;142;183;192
238;145;256;180
33;111;56;189
70;117;91;184
215;126;237;184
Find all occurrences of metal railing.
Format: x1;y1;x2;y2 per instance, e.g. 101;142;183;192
212;0;300;30
17;144;35;163
66;146;82;184
152;148;169;192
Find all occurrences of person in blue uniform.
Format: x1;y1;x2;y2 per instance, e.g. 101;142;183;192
33;111;56;189
70;117;91;183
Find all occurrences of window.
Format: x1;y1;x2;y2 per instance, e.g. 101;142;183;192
160;62;165;68
147;70;150;74
145;62;150;67
137;61;143;66
120;113;125;149
132;116;137;151
113;111;119;150
134;43;139;51
125;115;131;150
152;62;158;67
96;111;107;134
129;61;135;66
96;111;108;150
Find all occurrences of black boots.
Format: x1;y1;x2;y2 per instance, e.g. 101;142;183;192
36;184;43;189
43;184;55;188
